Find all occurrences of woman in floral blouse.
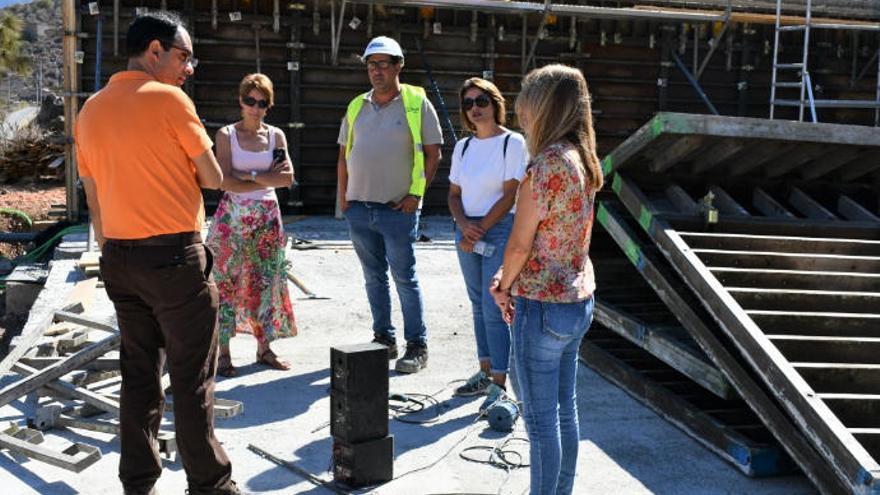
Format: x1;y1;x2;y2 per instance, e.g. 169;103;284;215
491;64;603;495
206;73;297;377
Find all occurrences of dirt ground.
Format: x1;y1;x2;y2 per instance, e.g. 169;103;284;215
0;180;65;258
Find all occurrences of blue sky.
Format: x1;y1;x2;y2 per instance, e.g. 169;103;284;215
0;0;31;8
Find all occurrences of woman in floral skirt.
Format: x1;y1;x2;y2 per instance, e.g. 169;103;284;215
207;73;297;377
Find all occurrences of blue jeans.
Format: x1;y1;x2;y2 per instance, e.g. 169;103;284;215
344;201;427;345
511;296;594;495
455;214;513;374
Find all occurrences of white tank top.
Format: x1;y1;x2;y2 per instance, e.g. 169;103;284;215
228;124;278;201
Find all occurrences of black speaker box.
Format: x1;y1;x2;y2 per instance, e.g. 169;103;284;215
330;343;389;443
333;435;394;488
330;388;388;442
330;343;389;396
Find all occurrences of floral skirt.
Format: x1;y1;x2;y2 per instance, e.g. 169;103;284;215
206;194;297;345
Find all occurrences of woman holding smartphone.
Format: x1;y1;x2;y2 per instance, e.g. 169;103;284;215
207;73;297;377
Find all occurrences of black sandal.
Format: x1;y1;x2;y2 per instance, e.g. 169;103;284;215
217;354;237;377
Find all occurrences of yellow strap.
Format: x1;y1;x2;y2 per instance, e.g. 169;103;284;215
344;85;428;197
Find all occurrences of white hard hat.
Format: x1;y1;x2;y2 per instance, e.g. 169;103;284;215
362;36;404;61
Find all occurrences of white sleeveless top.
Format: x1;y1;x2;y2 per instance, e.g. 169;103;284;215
228;124;278;201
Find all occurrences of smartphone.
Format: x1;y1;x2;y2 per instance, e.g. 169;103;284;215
272;148;286;164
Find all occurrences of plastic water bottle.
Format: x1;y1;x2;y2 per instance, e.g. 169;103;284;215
473;241;496;257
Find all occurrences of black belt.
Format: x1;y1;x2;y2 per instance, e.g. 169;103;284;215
105;232;202;247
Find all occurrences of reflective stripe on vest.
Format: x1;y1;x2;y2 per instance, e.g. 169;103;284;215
345;84;427;197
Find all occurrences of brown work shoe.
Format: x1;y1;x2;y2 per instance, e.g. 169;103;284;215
186;480;248;495
371;333;398;360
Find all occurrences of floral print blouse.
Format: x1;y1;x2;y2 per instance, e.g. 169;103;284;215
511;141;597;303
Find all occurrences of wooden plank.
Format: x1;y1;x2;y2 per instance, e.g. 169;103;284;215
752;188;796;219
693;249;880;272
607;114;880;175
709;185;750;217
669;214;880;240
593;199;849;494
581;338;791;477
768;335;880;365
849;429;880;460
789;187;838;221
593;300;734;399
838;195;880;223
727;141;792;176
680;231;880;256
12;362;120;415
711;267;880;292
692;139;747;174
54;311;118;334
838;150;880;182
765;144;826;178
800;146;863;180
728;287;880;313
0;334;120;408
610;174;877;493
820;394;880;428
0;432;101;472
748;311;880;338
19;356;119;371
651;135;706;173
664;185;699;215
794;363;880;395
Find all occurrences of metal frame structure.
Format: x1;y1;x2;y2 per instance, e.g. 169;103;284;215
770;0;880;124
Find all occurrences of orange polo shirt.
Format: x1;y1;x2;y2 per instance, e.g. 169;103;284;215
75;71;213;239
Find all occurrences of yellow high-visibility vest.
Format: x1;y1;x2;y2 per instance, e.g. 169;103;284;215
345;84;427;197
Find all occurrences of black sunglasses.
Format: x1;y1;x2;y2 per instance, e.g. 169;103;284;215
242;96;269;109
462;94;491;111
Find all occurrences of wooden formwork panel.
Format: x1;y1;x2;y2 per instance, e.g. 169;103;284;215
603;111;880;494
582;325;795;477
593;198;849;494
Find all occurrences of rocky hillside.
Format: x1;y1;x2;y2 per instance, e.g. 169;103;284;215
1;0;62;112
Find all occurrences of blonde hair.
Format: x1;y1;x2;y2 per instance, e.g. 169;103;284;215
459;77;506;133
515;64;603;191
238;73;274;107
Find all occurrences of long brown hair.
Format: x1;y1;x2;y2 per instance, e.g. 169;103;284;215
515;64;603;191
458;77;506;134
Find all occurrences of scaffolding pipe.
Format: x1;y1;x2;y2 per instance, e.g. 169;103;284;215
672;51;720;115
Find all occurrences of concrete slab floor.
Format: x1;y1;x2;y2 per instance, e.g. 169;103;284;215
0;216;816;494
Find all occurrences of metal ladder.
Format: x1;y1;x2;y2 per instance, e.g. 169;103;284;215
770;0;880;125
770;0;815;122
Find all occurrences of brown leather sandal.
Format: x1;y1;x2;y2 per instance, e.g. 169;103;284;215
217;353;237;377
256;348;291;371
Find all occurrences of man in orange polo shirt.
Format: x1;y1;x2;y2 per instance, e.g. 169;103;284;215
75;12;243;495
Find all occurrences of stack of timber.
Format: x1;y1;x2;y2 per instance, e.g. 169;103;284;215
589;112;880;494
0;260;242;474
0;134;64;183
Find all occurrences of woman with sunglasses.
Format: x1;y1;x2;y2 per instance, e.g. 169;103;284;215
448;78;527;410
491;64;602;495
206;73;297;377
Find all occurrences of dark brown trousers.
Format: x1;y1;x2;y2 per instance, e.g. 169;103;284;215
101;232;232;494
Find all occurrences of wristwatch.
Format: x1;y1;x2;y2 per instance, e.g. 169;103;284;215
250;170;257;181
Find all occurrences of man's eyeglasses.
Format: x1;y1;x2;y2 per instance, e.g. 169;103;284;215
171;45;199;68
462;94;491;111
242;95;269;109
366;59;395;71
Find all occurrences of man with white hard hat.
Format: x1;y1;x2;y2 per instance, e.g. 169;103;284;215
337;36;443;374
